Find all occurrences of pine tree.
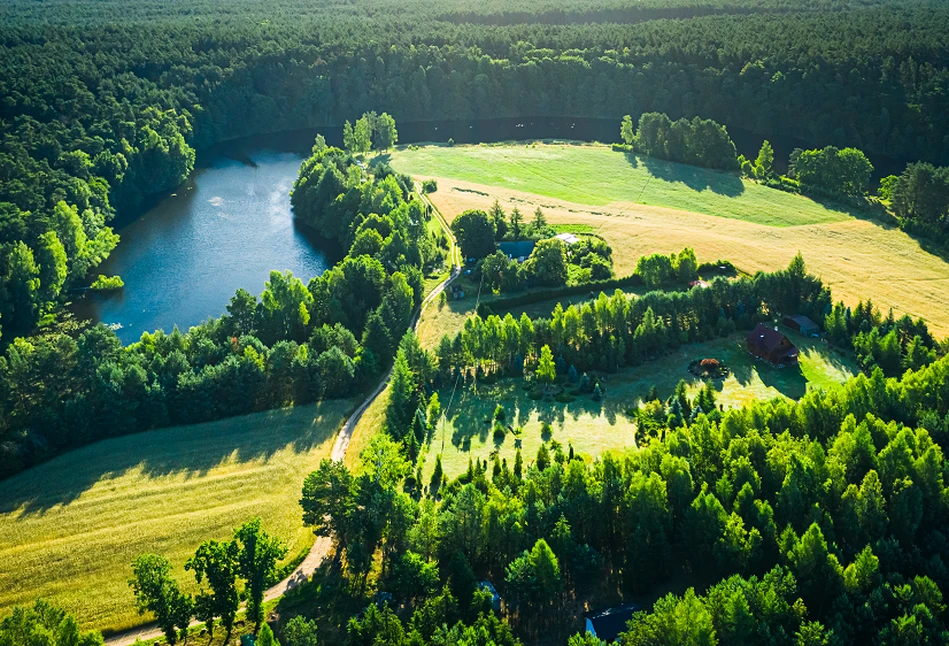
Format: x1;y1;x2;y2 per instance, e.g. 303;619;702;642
754;140;775;179
509;207;523;239
490;199;507;240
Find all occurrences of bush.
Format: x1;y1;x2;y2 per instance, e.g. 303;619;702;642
90;274;124;290
493;423;506;440
422;179;438;193
447;138;455;147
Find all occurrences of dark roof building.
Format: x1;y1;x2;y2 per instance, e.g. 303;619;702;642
783;315;820;336
584;604;638;643
746;323;799;365
498;240;535;262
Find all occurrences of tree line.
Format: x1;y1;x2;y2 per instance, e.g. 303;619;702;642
0;148;435;479
432;253;943;381
619;112;740;171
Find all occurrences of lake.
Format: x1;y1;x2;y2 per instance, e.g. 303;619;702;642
72;149;335;344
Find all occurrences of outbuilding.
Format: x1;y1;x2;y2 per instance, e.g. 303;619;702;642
746;323;799;365
783;315;820;336
498;240;536;263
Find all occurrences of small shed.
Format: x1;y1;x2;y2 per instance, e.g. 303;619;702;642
585;604;639;642
784;315;820;336
450;284;466;300
746;323;799;365
690;279;711;289
498;240;536;262
554;232;579;245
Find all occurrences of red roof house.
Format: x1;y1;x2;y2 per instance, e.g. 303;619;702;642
746;323;799;365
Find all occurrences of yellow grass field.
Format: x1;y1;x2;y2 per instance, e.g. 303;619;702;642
390;144;949;338
0;400;355;633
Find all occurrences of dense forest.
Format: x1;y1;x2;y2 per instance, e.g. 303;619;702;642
3;0;949;340
6;1;949;644
307;257;949;645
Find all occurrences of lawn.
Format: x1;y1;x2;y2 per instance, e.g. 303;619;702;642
421;329;857;480
388;142;853;228
392;143;949;337
0;399;355;633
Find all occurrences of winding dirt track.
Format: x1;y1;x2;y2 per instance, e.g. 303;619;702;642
104;193;458;646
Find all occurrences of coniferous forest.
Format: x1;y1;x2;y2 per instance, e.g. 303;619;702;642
4;1;949;645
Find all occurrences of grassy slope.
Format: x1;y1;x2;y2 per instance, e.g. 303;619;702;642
423;330;857;480
392;144;949;337
388;143;851;227
0;399;355;633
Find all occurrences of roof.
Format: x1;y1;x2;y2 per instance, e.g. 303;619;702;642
554;232;579;244
586;604;638;642
498;240;536;258
747;323;790;353
787;315;819;331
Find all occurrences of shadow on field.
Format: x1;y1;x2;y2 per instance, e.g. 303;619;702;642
626;153;745;197
0;402;347;517
443;378;631;451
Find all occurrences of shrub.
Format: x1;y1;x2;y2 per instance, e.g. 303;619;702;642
90;274;124;290
493;423;506;440
422;179;438;193
493;404;505;421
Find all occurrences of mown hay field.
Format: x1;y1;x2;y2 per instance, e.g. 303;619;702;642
0;399;354;633
390;143;949;338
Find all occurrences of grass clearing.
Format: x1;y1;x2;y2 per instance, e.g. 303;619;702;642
0;399;355;633
388;143;854;227
422;330;857;480
391;144;949;337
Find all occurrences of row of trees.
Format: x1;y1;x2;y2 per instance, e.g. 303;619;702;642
0;145;433;479
128;518;286;644
620;112;741;171
435;253;941;382
343;111;399;155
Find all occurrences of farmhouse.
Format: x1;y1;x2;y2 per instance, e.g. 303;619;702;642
498;240;535;262
746;323;799;365
784;315;820;336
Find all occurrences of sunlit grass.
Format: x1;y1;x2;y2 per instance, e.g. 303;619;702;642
0;400;355;633
389;143;853;227
398;144;949;337
421;330;858;480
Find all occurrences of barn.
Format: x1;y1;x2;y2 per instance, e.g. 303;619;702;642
746;323;799;365
783;315;820;336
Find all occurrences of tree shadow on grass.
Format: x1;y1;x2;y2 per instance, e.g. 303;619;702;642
0;400;353;518
728;351;808;401
627;153;745;198
443;378;631;451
